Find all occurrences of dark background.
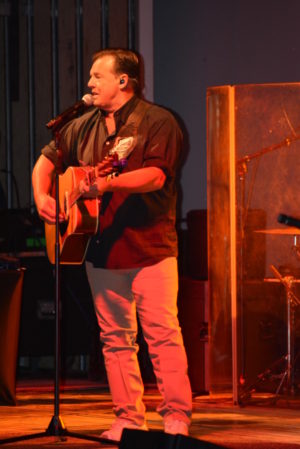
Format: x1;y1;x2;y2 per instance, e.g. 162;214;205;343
2;0;300;217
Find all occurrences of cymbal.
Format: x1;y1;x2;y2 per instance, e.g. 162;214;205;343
255;227;300;235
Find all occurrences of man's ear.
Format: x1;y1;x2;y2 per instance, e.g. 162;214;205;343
119;74;129;88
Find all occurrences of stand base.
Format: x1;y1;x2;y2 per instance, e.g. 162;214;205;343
0;414;118;446
238;354;299;405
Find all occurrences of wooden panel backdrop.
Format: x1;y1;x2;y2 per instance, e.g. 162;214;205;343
0;0;136;212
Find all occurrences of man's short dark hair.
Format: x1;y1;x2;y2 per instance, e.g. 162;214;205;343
92;48;140;94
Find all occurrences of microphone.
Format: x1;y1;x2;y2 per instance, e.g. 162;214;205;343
46;94;93;130
277;213;300;229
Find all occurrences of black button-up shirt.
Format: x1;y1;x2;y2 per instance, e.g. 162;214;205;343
42;96;182;269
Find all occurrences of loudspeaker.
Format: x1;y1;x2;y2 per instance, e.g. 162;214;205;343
242;280;286;387
18;255;97;358
186;210;208;280
120;429;225;449
0;269;24;404
18;255;55;356
178;278;209;393
243;209;266;280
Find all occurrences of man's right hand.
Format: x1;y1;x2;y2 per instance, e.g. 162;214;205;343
35;193;65;224
32;155;66;224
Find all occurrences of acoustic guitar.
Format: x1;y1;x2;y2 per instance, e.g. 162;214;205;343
45;156;118;265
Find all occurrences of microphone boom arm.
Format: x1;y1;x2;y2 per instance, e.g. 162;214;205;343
46;94;93;131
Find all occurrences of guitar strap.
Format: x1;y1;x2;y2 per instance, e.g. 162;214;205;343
103;100;152;160
120;99;151;135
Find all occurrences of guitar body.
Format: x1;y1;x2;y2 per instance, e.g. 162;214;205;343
45;166;99;265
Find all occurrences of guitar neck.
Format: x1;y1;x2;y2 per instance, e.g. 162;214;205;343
65;156;120;208
68;167;96;208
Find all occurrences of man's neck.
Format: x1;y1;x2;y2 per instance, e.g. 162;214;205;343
104;92;135;118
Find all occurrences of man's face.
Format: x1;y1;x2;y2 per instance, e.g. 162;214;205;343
88;55;121;111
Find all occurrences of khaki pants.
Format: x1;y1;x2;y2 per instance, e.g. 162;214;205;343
86;257;192;426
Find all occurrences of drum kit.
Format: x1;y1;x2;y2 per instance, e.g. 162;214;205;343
236;134;300;400
245;225;300;398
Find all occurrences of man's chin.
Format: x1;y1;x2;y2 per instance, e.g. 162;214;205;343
92;99;107;109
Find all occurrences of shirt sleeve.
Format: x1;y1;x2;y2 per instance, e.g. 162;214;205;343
142;109;183;178
41;119;78;169
40;108;100;169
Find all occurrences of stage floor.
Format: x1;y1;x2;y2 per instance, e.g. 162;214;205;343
0;379;300;448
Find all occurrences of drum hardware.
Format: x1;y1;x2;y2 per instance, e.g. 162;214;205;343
256;227;300;260
239;263;300;403
239;225;300;402
268;265;300;395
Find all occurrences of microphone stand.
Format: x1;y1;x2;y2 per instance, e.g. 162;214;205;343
0;124;117;446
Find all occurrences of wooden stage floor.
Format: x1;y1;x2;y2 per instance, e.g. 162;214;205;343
1;379;300;448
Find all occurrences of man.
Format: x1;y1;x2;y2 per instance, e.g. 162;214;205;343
32;48;192;442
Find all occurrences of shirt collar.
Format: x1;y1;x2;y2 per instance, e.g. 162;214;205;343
100;95;139;130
